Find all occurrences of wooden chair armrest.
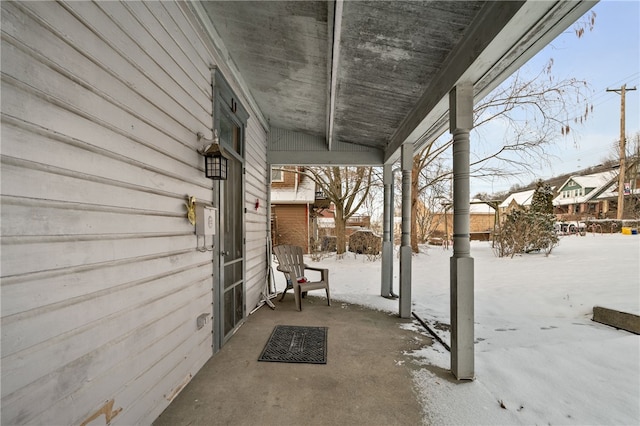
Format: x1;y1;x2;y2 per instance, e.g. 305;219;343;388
303;264;327;272
303;265;329;282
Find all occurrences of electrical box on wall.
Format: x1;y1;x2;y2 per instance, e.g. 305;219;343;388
196;205;217;236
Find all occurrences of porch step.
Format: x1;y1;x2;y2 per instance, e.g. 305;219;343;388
592;306;640;334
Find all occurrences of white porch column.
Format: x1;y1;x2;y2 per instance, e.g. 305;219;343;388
381;164;394;297
399;143;413;318
449;83;475;380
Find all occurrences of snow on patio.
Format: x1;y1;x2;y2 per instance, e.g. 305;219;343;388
283;233;639;425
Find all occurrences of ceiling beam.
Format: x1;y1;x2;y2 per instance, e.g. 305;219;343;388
267;127;383;165
327;0;343;151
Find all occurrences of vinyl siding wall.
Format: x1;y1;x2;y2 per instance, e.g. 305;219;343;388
1;1;267;424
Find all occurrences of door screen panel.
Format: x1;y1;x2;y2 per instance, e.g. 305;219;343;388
221;141;244;341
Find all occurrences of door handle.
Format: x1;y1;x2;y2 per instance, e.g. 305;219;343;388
221;250;230;256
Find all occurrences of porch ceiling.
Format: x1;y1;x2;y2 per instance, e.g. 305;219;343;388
195;1;596;165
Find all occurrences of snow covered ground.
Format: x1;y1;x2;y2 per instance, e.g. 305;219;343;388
276;233;640;425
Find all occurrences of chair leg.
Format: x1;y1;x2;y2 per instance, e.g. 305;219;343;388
279;280;292;302
294;285;302;311
326;286;331;306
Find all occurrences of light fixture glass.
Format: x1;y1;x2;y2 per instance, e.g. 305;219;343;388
205;150;227;180
199;130;228;180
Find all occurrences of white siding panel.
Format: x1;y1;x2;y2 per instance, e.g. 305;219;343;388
1;84;205;183
2;268;211;397
45;0;208;122
244;111;269;311
0;1;251;425
157;2;210;77
1;229;196;275
119;1;208;93
9;279;211;426
2;2;208;137
1;0;270;424
1;200;187;237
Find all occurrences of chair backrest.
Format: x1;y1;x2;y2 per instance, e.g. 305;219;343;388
273;245;305;280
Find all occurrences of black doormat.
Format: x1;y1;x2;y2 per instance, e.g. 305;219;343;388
258;325;327;364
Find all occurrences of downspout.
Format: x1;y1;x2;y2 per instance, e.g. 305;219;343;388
306;203;310;254
381;164;398;299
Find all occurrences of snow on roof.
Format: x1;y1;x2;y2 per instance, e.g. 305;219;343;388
596;181;618;199
571;170;616;190
270;174;316;203
469;199;496;214
596;180;640;199
554;170;616;205
499;189;535;208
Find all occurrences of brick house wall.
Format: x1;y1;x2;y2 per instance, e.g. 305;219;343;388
271;166;301;189
272;204;309;251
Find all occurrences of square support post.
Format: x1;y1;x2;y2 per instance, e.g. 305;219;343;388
449;83;475;380
399;143;413;319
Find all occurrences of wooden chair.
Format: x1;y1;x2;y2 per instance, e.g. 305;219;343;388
272;244;330;311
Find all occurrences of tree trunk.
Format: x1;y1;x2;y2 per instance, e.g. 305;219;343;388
335;204;347;254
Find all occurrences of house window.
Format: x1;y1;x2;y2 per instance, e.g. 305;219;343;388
271;167;284;182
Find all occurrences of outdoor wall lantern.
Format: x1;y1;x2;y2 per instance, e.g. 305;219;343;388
197;130;228;180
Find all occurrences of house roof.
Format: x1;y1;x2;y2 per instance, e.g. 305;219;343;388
193;1;595;166
499;189;535;209
572;171;616;190
271;174;317;204
469;200;496;214
554;170;617;205
469;201;495;214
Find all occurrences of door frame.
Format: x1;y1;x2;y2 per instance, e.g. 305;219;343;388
210;67;249;352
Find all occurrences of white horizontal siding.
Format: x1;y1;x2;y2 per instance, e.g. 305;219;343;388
244;106;269;311
0;1;268;424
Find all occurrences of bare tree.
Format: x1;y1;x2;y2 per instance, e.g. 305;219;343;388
307;167;376;255
410;152;451;251
409;58;594;251
359;171;385;234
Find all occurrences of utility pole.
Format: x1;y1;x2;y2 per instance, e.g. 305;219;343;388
607;84;637;219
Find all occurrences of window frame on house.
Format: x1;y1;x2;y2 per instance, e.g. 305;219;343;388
271;167;284;182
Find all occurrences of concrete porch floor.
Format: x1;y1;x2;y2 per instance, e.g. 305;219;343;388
153;295;433;426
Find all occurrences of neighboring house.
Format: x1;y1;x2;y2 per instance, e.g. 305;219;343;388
427;200;497;241
553;170;617;219
310;203;372;251
593;159;640;218
469;201;498;235
270;166;317;252
498;189;536;216
0;1;592;423
407;199;497;243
